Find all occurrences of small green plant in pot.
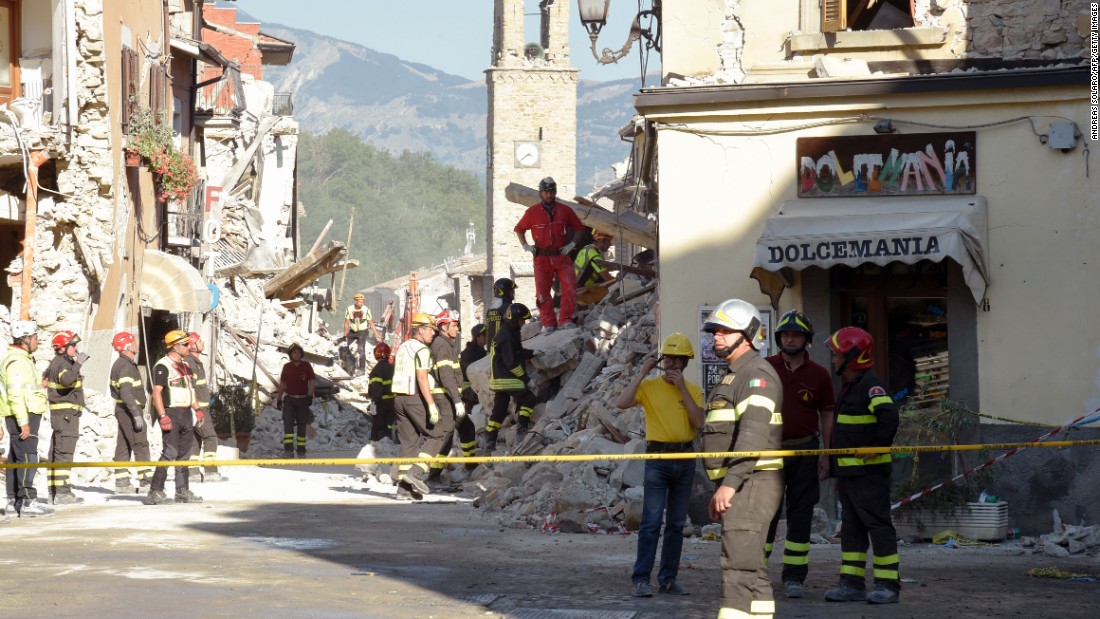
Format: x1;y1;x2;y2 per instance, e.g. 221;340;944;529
125;99;173;164
209;383;256;437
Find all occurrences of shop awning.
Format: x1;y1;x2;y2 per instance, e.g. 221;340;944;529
140;250;213;313
752;197;989;304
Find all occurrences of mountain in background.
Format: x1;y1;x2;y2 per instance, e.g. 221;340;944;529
258;22;641;193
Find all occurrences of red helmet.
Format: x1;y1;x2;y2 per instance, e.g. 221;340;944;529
435;310;459;326
188;332;202;347
112;332;136;353
825;327;875;372
373;342;391;360
52;330;79;351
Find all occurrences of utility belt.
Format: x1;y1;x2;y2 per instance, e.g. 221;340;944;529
781;433;819;447
645;440;694;454
534;248;561;257
285;394;311;399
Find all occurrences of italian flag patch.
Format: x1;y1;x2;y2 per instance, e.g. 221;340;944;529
749;378;767;388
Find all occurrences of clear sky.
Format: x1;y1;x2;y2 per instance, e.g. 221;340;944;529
227;0;647;82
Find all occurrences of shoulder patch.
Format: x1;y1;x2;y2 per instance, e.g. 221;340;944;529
868;385;887;398
748;378;767;388
720;374;736;385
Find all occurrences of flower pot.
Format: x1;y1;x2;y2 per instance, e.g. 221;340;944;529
125;150;141;168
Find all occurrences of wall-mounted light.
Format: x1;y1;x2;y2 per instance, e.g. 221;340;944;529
577;0;661;65
873;119;897;134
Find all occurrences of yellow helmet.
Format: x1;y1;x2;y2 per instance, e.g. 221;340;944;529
660;332;695;359
410;312;436;329
354;293;365;301
164;329;190;348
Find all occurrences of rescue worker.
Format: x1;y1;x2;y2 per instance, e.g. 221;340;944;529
701;299;784;619
458;323;488;470
514;177;587;334
145;330;203;506
614;333;705;598
427;310;467;483
391;313;443;500
764;310;835;598
574;230;615;307
275;343;316;458
485;277;516;342
344;292;381;374
1;320;54;517
184;332;226;482
109;331;153;493
366;342;396;443
486;302;536;452
823;326;900;605
44;330;88;505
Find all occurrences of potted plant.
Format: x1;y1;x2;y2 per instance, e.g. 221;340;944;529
210;383;256;452
149;146;200;204
124;100;173;167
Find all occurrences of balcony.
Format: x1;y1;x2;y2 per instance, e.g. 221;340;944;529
273;93;294;117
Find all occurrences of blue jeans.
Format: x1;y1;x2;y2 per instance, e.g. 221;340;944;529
632;459;695;585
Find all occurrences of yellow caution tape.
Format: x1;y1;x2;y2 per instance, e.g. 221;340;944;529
3;438;1100;469
1028;566;1094;579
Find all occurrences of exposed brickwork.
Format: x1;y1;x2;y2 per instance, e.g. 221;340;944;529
201;5;264;80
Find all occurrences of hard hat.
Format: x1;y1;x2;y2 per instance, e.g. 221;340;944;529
354;293;365;301
660;333;695;359
504;302;531;325
592;230;614;241
410;313;436;329
825;327;875;372
703;299;765;350
11;320;38;340
373;342;391;360
493;277;517;299
52;330;79;351
435;310;459;326
164;329;190;348
288;343;304;356
471;323;487;338
538;177;557;192
112;332;136;353
188;331;202;347
774;310;814;348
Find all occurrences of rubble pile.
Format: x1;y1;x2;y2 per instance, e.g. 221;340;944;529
1030;509;1100;557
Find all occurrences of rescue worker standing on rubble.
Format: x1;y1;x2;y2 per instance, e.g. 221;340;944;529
44;330;87;505
486;278;516;342
109;331;153;493
574;230;615;307
145;330;203;506
367;343;396;443
344;292;381;374
427;310;470;483
615;333;705;598
487;303;536;452
391;313;443;500
184;332;226;482
2;320;55;518
275;343;316;458
763;310;835;599
458;323;488;469
514;177;587;335
823;326;900;605
701;299;784;619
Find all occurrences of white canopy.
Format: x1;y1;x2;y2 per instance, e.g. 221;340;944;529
140;250;213;313
753;197;989;303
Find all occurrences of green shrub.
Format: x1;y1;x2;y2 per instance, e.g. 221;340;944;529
209;383;256;434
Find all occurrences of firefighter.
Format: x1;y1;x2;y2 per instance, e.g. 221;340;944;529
427;310;471;483
366;342;396;444
391;313;443;500
184;332;226;482
275;343;316;458
1;320;54;518
344;292;381;374
486;302;536;452
485;277;517;342
574;230;615;307
109;331;153;493
763;310;835;598
701;299;784;619
144;330;203;506
823;327;900;605
44;330;88;505
458;323;488;470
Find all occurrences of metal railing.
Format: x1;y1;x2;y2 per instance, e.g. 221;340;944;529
273;92;294;116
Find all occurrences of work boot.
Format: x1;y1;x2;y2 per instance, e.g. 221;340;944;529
2;497;15;514
866;584;899;604
51;492;84;506
203;470;228;483
403;474;431;497
18;498;55;518
516;416;530;438
785;581;805;599
143;490;174;506
138;479;152;493
558;321;578;330
175;489;204;504
189;469;202;484
484;432;498;453
632;582;654;597
824;580;867;602
396;480;424;501
283;447;295;459
659;581;689;596
539;325;557;336
115;480;135;494
296;448;307;459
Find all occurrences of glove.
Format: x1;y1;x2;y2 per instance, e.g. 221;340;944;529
305;395;314;408
427;403;440;425
275;398;283;411
454;401;466;420
158;415;173;432
521;242;536;255
559;241;575;256
75;352;90;365
195;409;205;427
132;415;145;433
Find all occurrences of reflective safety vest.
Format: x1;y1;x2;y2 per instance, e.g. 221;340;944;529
1;346;49;425
154;356;195;409
392;339;435;396
345;304;373;332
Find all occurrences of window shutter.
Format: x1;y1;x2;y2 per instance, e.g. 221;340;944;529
822;0;847;33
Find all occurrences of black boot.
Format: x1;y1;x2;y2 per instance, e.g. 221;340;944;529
484;431;498;453
516;416;530;438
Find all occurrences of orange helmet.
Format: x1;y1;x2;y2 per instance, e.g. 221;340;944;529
112;332;136;353
373;342;391;360
435;310;459;326
592;229;613;241
825;327;875;372
52;330;79;351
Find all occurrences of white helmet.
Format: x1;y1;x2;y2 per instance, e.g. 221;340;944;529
11;320;38;340
703;299;765;350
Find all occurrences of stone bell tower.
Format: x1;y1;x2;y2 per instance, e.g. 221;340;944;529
486;0;578;306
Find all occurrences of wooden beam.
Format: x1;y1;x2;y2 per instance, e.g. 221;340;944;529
594;259;656;279
505;182;657;249
263;241;350;300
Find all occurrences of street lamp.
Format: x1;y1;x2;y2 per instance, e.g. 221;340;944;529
577;0;661;65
